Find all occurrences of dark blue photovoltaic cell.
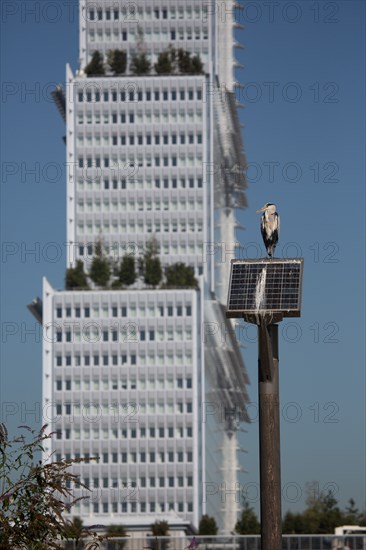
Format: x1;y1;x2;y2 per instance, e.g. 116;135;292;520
227;260;303;314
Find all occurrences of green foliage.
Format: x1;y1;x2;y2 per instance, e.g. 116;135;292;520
110;279;123;290
282;511;307;534
198;515;218;535
343;498;363;525
118;255;136;286
177;48;192;73
177;49;204;75
143;239;162;287
130;52;151;75
235;499;261;534
191;54;204;74
301;485;343;534
150;520;169;536
154;48;176;74
89;242;111;287
84;50;105;76
63;517;84;549
106;49;127;75
0;424;103;549
165;262;198;289
65;260;89;290
282;482;363;534
150;521;169;550
144;257;162;286
106;524;127;549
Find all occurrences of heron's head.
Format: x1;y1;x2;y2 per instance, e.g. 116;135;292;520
256;203;277;214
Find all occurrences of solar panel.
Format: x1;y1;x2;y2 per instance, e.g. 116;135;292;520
226;259;304;319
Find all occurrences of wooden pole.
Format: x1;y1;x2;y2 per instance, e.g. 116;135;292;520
258;323;282;550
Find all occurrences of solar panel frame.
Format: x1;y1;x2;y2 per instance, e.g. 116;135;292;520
226;258;304;319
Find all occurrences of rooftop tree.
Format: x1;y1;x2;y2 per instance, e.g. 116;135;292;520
89;240;111;288
130;52;151;75
165;262;198;289
84;50;105;76
131;27;151;75
154;47;176;74
106;49;127;75
142;239;162;287
65;260;89;290
118;254;136;286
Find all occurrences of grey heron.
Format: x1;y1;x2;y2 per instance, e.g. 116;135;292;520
256;203;280;257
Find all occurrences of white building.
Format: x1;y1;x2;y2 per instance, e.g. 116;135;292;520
30;0;249;534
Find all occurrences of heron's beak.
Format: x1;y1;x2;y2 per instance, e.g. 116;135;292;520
256;206;267;213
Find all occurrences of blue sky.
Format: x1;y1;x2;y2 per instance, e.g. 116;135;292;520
1;1;365;517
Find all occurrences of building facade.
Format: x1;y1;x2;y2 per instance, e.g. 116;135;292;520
30;0;249;534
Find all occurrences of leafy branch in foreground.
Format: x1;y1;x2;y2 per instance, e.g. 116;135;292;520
0;423;104;549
